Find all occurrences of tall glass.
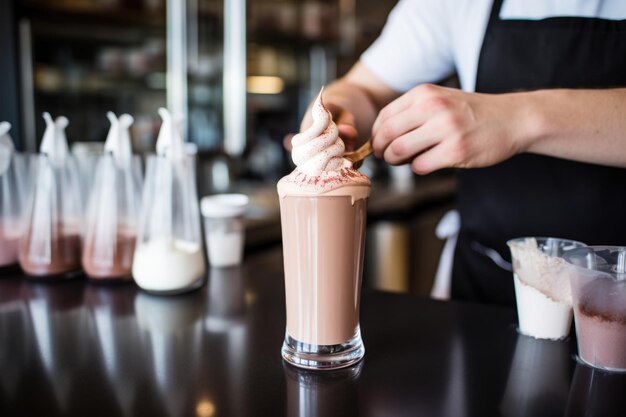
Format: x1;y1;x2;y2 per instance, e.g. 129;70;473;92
279;190;368;370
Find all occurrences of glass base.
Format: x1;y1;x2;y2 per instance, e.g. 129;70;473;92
139;276;205;296
576;354;626;373
23;269;83;281
282;327;365;371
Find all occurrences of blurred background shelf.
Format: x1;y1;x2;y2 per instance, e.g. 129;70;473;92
0;0;460;296
7;0;399;167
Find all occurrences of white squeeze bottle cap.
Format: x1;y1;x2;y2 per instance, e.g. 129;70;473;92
40;112;70;166
104;111;134;164
156;108;185;162
0;122;15;175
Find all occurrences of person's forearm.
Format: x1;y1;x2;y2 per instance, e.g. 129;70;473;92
521;88;626;167
300;80;379;142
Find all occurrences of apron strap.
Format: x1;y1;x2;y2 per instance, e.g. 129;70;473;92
431;210;460;300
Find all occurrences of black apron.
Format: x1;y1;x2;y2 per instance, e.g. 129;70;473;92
451;0;626;306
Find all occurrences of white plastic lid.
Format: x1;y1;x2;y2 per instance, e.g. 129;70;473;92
155;107;185;161
104;111;134;163
40;112;70;165
0;122;14;175
200;193;249;218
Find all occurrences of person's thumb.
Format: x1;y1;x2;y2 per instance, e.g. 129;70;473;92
282;133;294;151
338;124;358;152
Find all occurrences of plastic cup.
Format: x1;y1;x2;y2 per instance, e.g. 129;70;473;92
200;194;249;268
507;237;586;340
564;246;626;372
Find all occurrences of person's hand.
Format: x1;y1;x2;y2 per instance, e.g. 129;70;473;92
371;84;530;174
283;102;359;152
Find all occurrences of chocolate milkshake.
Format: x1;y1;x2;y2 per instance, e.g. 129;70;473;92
278;88;371;370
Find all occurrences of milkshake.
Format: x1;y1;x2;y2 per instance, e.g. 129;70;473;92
278;88;371;369
565;246;626;372
507;237;585;340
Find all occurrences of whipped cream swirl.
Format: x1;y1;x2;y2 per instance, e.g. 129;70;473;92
291;88;351;176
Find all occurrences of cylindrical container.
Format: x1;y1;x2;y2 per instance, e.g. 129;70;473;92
82;154;142;281
507;237;586;340
564;246;626;372
132;155;206;294
19;154;83;278
279;188;369;370
0;151;30;271
200;194;249;268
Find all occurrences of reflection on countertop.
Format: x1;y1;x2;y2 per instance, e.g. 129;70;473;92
499;333;572;417
1;247;626;416
565;361;626;417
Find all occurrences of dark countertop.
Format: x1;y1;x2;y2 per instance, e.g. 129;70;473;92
1;247;625;417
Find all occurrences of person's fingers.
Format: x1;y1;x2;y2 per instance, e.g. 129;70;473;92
338;124;358;151
328;104;358;151
410;141;456;175
324;102;348;121
372;106;431;158
335;108;355;127
283;133;294;151
382;121;441;165
372;84;440;136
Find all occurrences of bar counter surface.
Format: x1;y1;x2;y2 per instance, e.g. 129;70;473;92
1;247;625;417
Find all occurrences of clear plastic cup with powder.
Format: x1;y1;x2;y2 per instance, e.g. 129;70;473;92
507;237;586;340
200;194;249;268
564;246;626;372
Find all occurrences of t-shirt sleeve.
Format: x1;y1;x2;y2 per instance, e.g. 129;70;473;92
360;0;455;93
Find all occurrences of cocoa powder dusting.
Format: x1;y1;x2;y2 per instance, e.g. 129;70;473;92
578;278;626;325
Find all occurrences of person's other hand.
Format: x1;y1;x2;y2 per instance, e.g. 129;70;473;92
371;84;530;174
283;103;359;152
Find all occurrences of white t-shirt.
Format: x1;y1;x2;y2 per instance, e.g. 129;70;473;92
360;0;626;93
